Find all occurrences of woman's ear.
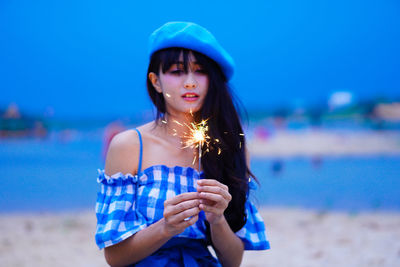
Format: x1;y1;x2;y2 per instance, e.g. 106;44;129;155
148;72;162;93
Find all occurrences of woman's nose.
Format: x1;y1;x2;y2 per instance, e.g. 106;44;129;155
184;73;197;89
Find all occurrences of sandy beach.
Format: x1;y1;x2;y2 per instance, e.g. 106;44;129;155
248;130;400;157
1;208;399;267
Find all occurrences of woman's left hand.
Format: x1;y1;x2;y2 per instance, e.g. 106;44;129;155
196;179;232;225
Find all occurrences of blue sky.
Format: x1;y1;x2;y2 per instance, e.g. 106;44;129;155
1;0;399;118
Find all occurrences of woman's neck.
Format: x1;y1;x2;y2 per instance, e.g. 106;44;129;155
154;111;203;171
163;112;195;136
155;112;196;147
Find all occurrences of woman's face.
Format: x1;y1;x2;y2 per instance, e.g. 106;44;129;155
149;52;209;116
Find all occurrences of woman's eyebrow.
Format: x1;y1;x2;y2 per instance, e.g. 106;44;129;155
169;61;203;70
171;61;184;66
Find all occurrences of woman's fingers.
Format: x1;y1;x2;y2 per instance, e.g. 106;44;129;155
176;214;199;228
196;180;232;224
164;192;199;206
199;203;220;214
169;206;200;224
162;184;232;232
197;179;228;191
199;199;213;205
197;185;231;201
198;191;226;204
197;179;232;206
163;192;201;225
164;199;200;217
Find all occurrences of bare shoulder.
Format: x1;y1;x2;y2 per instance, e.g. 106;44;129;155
104;128;141;176
136;121;158;136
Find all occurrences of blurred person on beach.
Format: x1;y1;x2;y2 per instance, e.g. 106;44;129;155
95;22;270;266
102;120;126;162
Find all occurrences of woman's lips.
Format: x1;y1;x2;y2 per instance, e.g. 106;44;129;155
182;93;199;101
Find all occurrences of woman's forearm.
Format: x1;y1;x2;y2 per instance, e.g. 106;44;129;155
104;218;171;267
104;192;201;267
210;217;244;267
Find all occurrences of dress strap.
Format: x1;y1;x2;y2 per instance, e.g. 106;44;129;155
133;128;143;175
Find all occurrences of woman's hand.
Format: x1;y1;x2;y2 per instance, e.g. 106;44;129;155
162;192;200;237
196;179;232;225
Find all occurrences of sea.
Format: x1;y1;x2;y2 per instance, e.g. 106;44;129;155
1;128;399;214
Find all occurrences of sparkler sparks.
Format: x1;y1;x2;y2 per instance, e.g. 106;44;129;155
163;112;247;171
166;115;212;171
182;120;209;149
181;119;210;171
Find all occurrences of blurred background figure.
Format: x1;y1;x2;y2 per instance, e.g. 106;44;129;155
101;120;126;162
271;159;284;176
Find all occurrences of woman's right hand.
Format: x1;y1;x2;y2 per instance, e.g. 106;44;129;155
162;192;200;237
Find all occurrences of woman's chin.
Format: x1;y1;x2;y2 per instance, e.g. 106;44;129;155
181;104;201;114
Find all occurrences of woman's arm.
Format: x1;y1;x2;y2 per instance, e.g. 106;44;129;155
210;217;244;267
103;131;201;266
104;192;201;266
104;218;170;266
197;179;244;267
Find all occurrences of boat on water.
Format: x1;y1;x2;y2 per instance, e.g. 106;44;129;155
0;103;48;138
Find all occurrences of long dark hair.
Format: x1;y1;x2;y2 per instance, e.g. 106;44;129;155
147;48;255;232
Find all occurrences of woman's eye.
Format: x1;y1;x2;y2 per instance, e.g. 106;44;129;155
170;69;183;75
196;69;208;74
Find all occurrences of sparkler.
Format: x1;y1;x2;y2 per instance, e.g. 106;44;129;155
189;120;208;171
173;118;210;171
164;110;246;171
180;122;245;170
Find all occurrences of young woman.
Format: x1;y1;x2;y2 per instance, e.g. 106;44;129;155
95;21;270;267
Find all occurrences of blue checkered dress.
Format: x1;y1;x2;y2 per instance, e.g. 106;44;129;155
95;130;270;252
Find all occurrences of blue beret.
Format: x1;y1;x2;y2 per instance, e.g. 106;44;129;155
148;21;235;80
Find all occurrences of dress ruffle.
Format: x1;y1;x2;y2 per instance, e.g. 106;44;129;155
235;200;271;250
95;169;148;249
97;169;139;184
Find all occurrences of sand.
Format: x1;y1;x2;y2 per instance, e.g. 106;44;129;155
248;130;400;157
1;208;399;267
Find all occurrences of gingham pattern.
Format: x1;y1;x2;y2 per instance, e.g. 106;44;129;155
95;165;270;250
236;198;270;250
